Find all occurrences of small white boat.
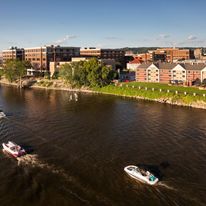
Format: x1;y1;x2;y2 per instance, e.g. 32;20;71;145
0;111;6;118
2;141;26;158
124;165;159;185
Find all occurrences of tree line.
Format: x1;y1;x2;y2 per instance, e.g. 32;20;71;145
0;58;117;88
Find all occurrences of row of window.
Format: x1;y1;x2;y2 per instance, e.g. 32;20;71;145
25;49;46;53
25;58;46;61
138;69;201;74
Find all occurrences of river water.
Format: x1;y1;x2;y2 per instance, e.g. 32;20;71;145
0;84;206;206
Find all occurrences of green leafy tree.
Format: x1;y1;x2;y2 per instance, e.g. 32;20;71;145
59;58;116;87
202;79;206;86
0;69;4;80
4;60;17;82
4;60;26;86
72;61;89;87
83;58;102;87
59;63;73;84
44;71;51;80
15;60;27;87
52;71;59;79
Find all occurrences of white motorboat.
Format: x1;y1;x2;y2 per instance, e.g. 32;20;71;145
2;141;26;158
0;111;6;118
124;165;159;185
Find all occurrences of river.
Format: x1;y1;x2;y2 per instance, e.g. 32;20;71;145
0;84;206;206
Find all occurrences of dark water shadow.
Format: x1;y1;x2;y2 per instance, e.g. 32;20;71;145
21;145;34;154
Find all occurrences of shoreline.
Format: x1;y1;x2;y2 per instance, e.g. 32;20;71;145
93;90;206;110
1;80;206;110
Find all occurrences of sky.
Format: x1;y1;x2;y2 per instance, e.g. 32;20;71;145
0;0;206;50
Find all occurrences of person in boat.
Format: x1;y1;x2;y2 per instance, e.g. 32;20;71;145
140;169;147;176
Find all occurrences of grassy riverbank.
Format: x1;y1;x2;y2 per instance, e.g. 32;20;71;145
93;82;206;109
1;78;206;109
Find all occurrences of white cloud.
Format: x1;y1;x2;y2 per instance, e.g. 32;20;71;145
159;34;170;39
54;35;77;45
187;35;198;41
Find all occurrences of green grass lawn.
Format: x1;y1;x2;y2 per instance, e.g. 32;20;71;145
93;82;206;104
126;82;206;95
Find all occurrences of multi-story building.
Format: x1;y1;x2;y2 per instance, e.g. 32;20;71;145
136;62;206;84
135;48;194;63
194;48;206;60
155;48;194;62
80;47;125;66
2;47;24;64
135;52;153;62
25;45;80;71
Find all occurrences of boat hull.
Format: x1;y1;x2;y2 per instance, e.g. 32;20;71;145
0;112;6;119
124;165;159;185
2;143;26;158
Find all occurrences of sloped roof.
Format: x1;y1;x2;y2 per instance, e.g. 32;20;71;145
129;59;142;64
137;62;153;69
181;63;206;70
137;62;206;70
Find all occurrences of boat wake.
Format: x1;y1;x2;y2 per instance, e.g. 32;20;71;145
17;154;67;177
17;154;58;173
157;182;176;191
16;154;112;205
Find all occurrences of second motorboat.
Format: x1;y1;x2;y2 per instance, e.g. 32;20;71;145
0;110;6;119
124;165;159;185
2;141;26;158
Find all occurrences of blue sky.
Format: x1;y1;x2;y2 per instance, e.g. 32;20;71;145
0;0;206;50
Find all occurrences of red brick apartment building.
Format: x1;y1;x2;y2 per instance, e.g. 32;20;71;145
136;62;206;84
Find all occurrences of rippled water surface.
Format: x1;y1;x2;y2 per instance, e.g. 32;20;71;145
0;85;206;206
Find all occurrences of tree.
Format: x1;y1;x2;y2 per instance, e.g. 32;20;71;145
4;60;26;86
72;61;89;87
59;63;73;84
44;71;50;80
15;60;27;87
4;60;17;82
0;69;4;80
202;78;206;86
59;58;117;87
52;71;59;79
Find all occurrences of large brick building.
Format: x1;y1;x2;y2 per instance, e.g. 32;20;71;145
136;62;206;84
80;47;125;66
24;45;80;71
135;48;194;63
2;45;80;71
2;47;24;64
155;48;194;62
